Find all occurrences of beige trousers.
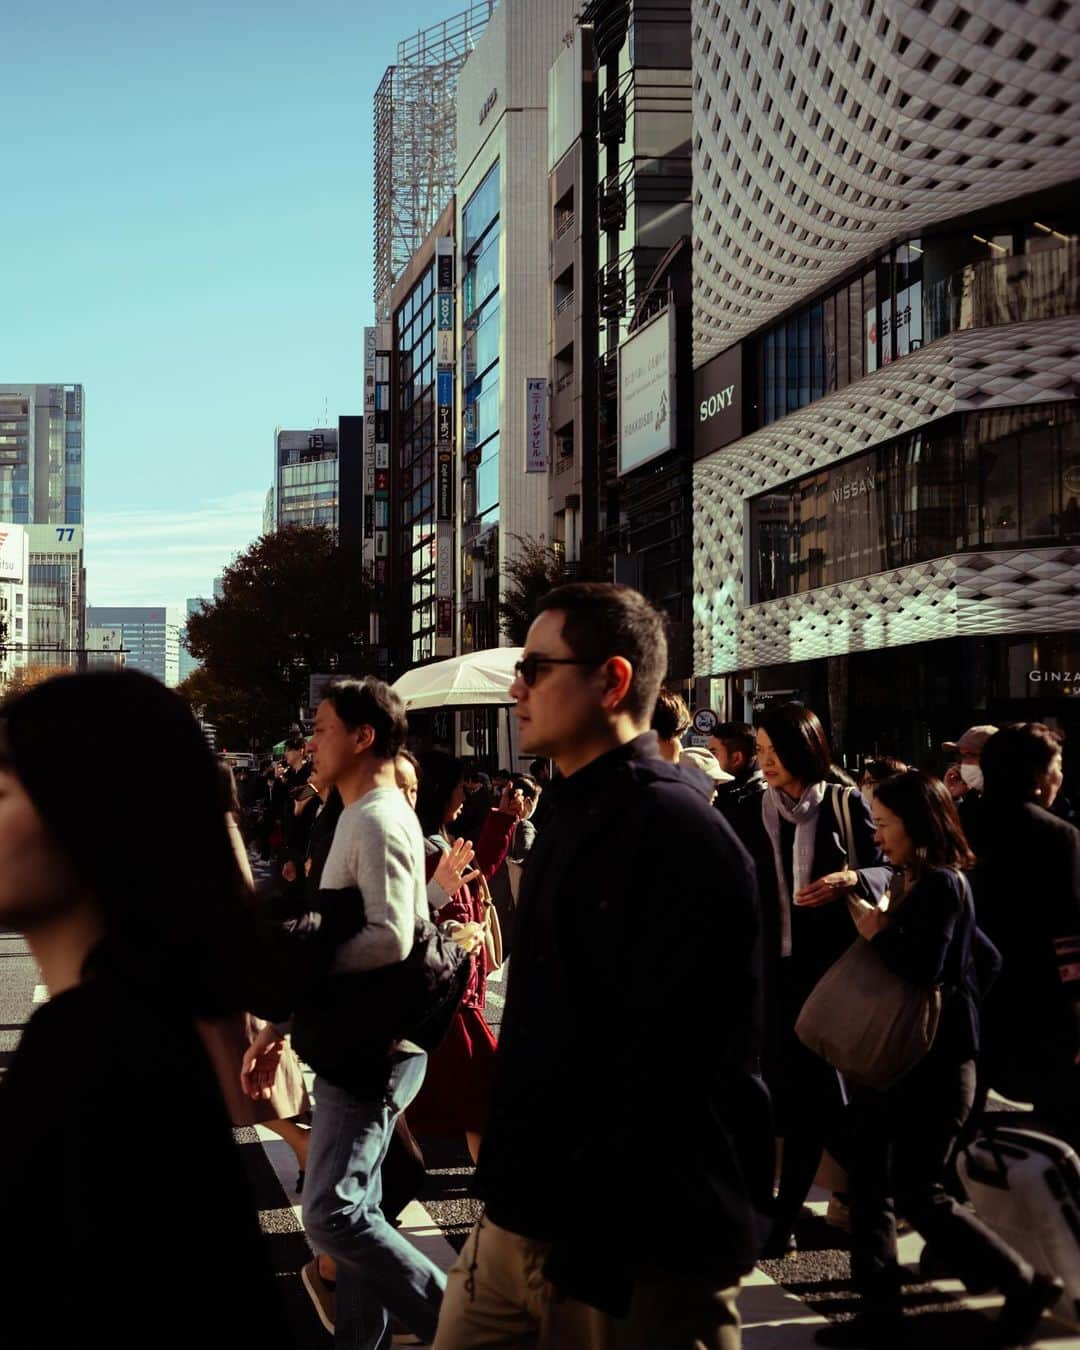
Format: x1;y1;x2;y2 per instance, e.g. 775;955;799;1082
432;1213;742;1350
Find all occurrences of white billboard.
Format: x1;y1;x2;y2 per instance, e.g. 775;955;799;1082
0;523;27;583
27;523;84;553
618;306;676;475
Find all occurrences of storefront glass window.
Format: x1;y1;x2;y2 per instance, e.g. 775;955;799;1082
749;403;1079;601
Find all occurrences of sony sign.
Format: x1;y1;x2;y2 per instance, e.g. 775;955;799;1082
693;344;743;460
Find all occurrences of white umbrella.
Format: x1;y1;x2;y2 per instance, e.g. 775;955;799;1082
391;646;523;711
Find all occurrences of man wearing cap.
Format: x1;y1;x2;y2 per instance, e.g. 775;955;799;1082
942;724;998;848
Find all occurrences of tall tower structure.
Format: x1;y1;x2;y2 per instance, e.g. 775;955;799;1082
373;3;496;318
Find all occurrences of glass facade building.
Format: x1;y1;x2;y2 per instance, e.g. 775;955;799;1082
0;384;84;525
756;213;1078;430
86;605;182;686
396;259;439;665
751;402;1080;603
461;162;501;535
275;429;340;533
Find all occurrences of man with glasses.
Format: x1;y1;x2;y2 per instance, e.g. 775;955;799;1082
434;582;771;1350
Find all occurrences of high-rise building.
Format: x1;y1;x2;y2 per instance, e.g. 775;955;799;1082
387;202;457;674
373;3;496;318
690;0;1080;759
179;596;208;683
0;384;84;525
0;524;30;686
27;524;85;672
86;605;183;686
273;424;363;543
262;486;275;537
454;0;581;655
0;385;87;670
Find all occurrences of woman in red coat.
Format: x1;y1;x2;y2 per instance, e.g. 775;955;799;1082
408;750;523;1162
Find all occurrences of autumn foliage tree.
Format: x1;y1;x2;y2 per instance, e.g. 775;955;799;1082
179;526;374;750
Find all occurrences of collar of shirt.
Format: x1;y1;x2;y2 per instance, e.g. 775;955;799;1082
546;731;661;808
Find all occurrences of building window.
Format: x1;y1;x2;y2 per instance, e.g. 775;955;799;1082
749;402;1080;601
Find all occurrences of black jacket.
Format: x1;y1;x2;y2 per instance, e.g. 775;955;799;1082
974;799;1080;1081
474;734;771;1313
872;865;982;1064
715;766;766;832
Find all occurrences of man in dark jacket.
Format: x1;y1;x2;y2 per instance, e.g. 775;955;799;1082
433;583;770;1350
709;721;766;834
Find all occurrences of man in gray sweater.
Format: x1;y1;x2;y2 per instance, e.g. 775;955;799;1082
243;677;468;1349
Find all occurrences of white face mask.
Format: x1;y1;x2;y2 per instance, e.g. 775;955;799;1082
959;763;984;793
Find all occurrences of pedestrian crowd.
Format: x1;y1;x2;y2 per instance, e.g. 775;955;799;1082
0;581;1077;1350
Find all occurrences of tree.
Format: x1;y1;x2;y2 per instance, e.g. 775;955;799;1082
498;535;569;645
181;526;375;749
1;663;75;703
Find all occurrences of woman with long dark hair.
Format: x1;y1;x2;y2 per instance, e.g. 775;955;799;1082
815;771;1061;1347
0;671;289;1349
748;702;890;1256
407;749;521;1163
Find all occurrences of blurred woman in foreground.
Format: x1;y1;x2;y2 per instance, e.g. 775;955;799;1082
0;671;288;1350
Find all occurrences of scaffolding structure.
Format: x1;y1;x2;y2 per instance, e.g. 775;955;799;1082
373;2;497;317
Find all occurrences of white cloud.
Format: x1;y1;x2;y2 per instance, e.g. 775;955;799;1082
85;490;266;608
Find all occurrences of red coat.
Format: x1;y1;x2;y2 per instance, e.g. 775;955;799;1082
425;808;517;1011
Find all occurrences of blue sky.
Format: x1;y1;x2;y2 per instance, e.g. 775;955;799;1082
0;0;468;606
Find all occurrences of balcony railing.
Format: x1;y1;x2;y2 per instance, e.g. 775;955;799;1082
924;243;1080;345
555;369;575;392
555;211;576;240
555;290;576;316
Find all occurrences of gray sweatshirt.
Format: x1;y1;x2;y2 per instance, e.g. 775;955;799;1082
323;787;429;974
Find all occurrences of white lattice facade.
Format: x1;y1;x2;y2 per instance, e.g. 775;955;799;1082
691;0;1080;679
694;317;1080;673
692;0;1080;363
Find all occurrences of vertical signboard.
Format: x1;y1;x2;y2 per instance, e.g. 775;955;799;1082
524;377;549;473
362;327;377;565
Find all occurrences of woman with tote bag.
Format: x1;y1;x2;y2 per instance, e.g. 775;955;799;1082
743;702;890;1257
813;770;1062;1348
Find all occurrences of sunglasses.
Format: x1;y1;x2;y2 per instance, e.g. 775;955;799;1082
513;654;597;687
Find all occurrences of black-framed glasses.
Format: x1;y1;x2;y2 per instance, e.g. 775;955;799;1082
513;654;596;688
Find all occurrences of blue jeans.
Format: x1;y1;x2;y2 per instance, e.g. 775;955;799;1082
303;1051;446;1349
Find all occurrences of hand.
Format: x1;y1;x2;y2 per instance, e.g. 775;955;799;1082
241;1024;286;1101
499;784;527;818
434;838;480;895
856;906;889;940
794;870;857;908
281;859;298;883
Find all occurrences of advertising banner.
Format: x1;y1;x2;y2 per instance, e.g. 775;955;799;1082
437;330;454;366
437;294;453;330
436;524;453;599
524;377;548;473
0;523;26;583
436;597;453;638
438;253;454;292
618;307;675;475
437;451;453;520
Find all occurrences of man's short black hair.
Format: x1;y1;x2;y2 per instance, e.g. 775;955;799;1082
511;773;539;800
536;582;667;725
284;734;306;753
651;687;691;741
322;676;408;760
713;722;756;765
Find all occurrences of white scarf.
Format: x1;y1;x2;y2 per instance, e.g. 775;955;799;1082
761;781;828;958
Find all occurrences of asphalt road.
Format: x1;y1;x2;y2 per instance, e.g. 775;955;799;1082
3;918;1074;1348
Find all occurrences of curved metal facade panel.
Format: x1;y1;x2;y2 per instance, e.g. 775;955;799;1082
692;0;1080;363
693;316;1080;673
